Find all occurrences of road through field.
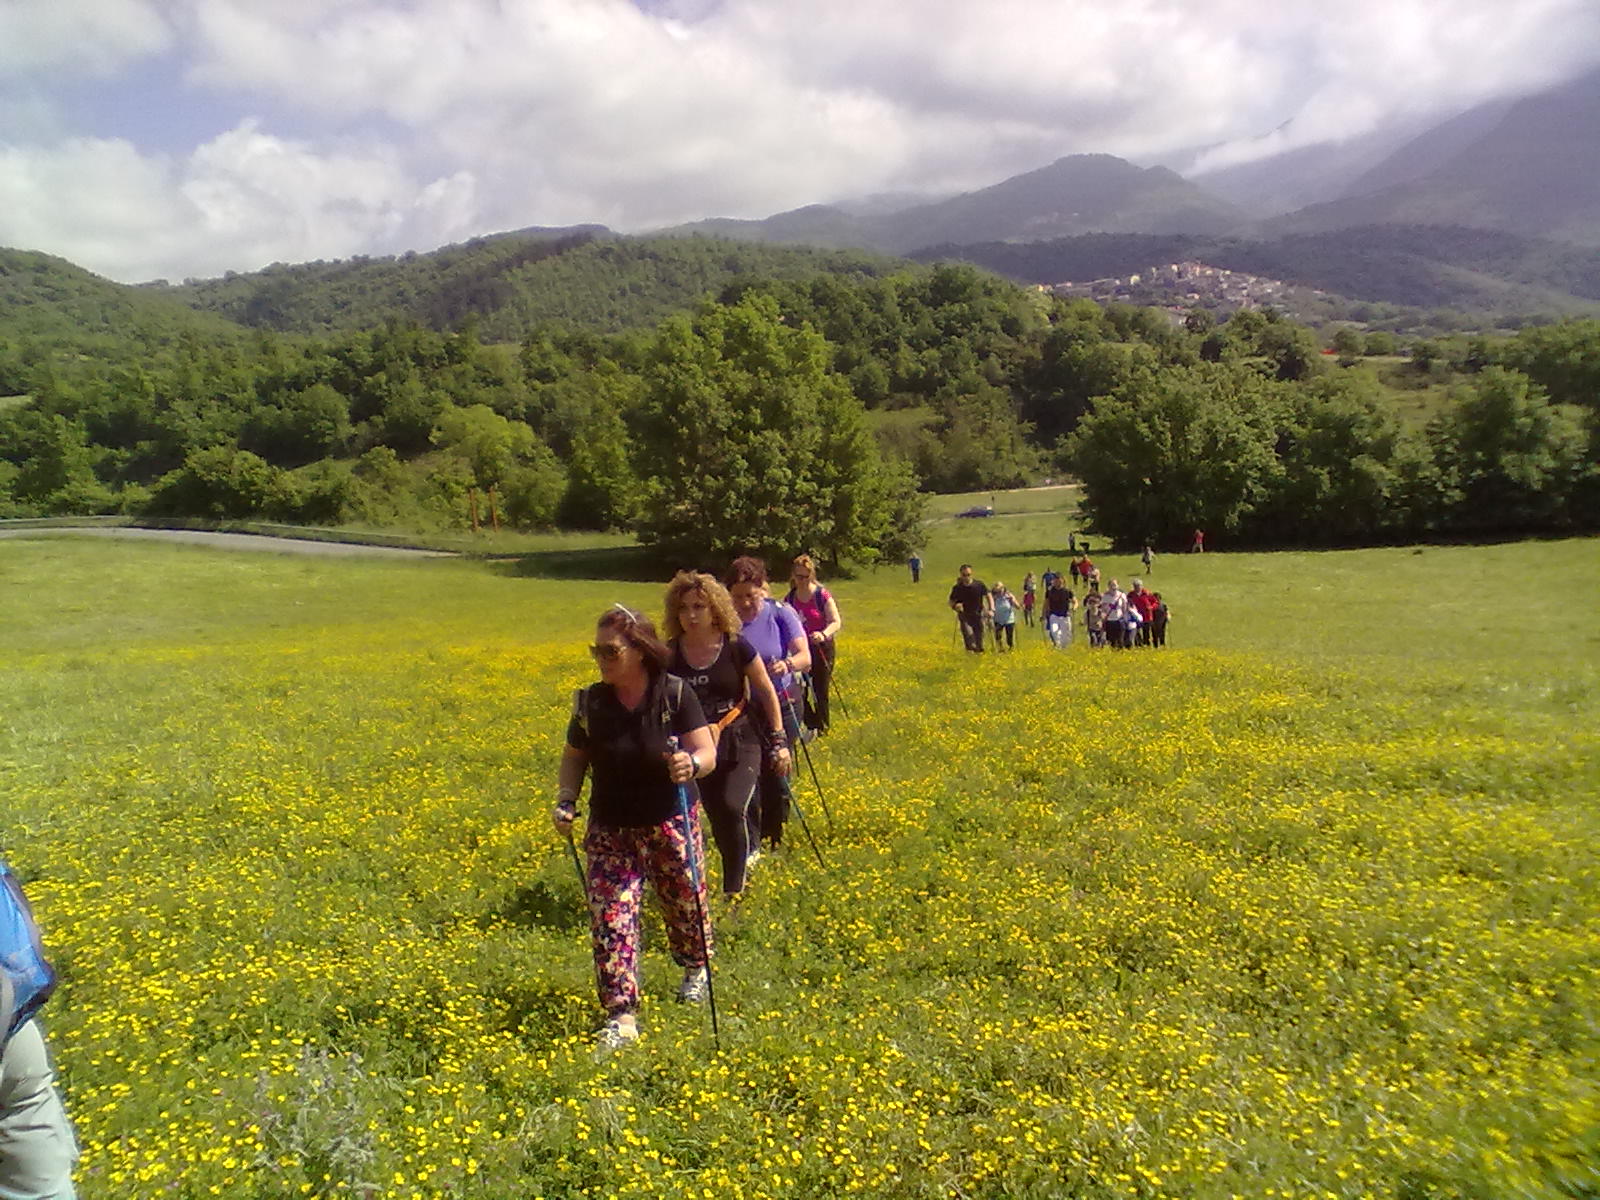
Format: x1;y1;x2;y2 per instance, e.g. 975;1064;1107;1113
0;526;454;557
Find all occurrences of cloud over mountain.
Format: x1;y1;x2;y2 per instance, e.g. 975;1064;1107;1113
2;0;1598;282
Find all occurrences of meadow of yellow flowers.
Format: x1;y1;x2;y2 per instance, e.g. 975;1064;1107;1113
3;537;1597;1199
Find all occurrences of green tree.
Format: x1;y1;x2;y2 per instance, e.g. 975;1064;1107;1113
430;403;565;528
1065;363;1286;547
1428;367;1591;531
635;295;922;565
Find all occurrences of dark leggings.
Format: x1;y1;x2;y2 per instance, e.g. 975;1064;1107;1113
753;697;802;848
702;722;762;894
804;638;835;732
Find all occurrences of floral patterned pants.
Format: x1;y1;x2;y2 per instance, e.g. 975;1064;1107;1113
585;805;713;1016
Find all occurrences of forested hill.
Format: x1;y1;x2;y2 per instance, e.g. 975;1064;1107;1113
916;226;1600;317
152;232;908;338
0;248;244;352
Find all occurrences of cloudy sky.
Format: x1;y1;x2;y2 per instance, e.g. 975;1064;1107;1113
3;0;1598;283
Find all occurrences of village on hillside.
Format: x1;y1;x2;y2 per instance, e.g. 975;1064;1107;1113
1046;259;1315;318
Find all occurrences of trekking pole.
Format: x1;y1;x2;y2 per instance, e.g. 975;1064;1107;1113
782;687;834;828
780;775;829;870
563;828;586;895
667;737;720;1047
826;658;850;721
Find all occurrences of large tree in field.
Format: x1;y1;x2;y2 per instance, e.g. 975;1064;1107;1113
635;295;922;566
1065;362;1285;549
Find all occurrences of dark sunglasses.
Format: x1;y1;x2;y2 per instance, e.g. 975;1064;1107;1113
589;642;628;662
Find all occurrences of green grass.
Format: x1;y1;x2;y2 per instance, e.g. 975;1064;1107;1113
2;517;1597;1199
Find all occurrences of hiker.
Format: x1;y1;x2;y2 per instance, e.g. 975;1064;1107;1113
726;557;810;852
1043;572;1075;648
908;553;922;583
785;555;842;738
948;564;991;653
990;581;1018;651
664;572;790;901
1021;572;1037;628
552;605;717;1048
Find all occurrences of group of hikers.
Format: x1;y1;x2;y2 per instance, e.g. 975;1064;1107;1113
948;560;1172;653
551;554;842;1048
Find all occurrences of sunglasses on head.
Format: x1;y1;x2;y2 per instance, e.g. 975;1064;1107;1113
589;642;628;662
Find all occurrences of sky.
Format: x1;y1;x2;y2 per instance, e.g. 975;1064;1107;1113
2;0;1598;284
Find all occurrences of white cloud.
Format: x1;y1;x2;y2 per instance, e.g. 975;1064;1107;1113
0;123;478;281
4;0;1600;278
0;0;172;77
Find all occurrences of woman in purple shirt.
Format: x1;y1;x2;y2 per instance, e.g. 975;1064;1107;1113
725;556;810;855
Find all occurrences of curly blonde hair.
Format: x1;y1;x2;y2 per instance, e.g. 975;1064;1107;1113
662;571;742;640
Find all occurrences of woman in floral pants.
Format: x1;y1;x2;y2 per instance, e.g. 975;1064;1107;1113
553;606;718;1048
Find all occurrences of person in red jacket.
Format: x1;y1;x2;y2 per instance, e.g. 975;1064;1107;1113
1128;579;1160;646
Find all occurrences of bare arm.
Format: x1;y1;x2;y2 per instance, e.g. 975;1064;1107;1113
815;594;842;641
745;658;793;777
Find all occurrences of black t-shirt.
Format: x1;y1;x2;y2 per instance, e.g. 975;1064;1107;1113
949;579;987;617
1045;585;1074;617
566;680;707;828
670;636;757;724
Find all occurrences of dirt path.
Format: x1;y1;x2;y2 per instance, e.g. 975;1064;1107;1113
0;527;455;558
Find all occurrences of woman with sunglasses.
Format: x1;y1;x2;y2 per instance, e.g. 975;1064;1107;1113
724;556;811;855
663;571;791;901
552;605;717;1048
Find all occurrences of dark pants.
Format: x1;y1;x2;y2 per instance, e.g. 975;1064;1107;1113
958;612;985;652
803;638;834;732
1152;619;1168;647
754;696;802;847
993;621;1014;650
702;722;761;894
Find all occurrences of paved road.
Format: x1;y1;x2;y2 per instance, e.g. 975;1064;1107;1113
0;527;455;557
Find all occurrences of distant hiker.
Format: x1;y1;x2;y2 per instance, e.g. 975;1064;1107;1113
1129;578;1158;647
1150;592;1171;648
553;605;717;1049
1101;579;1129;649
908;554;922;583
990;581;1018;651
1191;529;1205;554
1068;532;1077;554
948;564;991;653
1141;544;1154;573
785;555;842;737
1021;572;1037;628
664;572;790;902
1084;588;1106;648
1043;575;1075;648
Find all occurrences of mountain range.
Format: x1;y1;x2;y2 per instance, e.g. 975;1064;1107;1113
659;67;1600;253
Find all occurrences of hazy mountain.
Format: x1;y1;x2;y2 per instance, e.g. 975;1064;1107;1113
1172;120;1442;217
1265;69;1600;245
664;154;1249;251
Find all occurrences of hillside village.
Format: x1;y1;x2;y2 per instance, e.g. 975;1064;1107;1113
1047;259;1308;316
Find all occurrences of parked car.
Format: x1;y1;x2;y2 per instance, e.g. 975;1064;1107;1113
956;505;995;518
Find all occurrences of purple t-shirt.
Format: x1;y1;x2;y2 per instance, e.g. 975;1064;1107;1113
740;598;804;700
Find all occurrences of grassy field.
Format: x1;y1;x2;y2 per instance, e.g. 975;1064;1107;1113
3;516;1598;1199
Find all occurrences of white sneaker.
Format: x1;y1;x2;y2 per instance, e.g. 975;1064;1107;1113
677;966;709;1005
598;1012;639;1048
745;848;763;871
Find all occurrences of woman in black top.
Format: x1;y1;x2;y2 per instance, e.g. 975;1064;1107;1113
553;605;717;1048
663;571;791;899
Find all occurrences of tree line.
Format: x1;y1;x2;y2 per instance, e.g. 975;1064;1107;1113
2;256;1597;562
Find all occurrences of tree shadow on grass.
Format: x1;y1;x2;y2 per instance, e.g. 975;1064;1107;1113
991;547;1076;559
486;544;671;582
